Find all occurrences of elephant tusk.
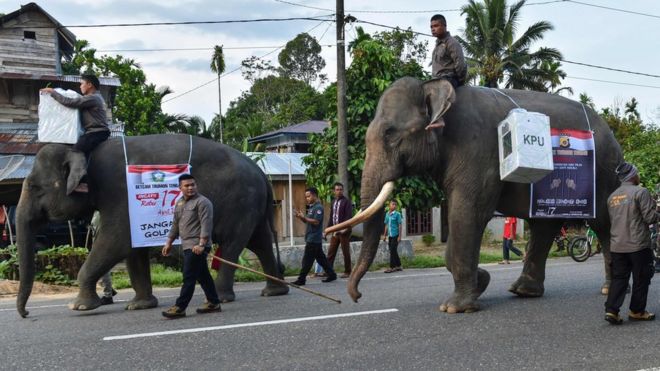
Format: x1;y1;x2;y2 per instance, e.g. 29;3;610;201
324;181;394;234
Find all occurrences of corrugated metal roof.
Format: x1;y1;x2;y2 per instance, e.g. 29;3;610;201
0;123;43;155
246;152;308;177
0;154;34;180
248;120;328;143
0;72;121;87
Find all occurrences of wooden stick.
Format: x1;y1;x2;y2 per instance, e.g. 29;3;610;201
207;253;341;304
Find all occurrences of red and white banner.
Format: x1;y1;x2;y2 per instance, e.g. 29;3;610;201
126;164;190;248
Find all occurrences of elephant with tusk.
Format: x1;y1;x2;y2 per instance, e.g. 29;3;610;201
326;77;622;313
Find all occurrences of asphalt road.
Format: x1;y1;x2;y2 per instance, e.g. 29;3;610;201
2;256;660;371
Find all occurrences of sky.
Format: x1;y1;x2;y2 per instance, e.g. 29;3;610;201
2;0;659;126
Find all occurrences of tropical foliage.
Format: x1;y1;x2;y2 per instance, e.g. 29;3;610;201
457;0;569;93
305;27;442;210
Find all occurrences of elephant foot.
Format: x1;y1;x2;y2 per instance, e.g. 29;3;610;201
509;274;544;297
261;284;289;297
68;295;102;311
438;293;480;314
476;268;491;295
125;295;158;310
218;291;235;303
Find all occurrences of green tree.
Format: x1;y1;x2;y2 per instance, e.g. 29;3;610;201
61;40;173;135
278;32;327;85
210;45;226;143
305;28;442;210
223;75;327;149
457;0;564;90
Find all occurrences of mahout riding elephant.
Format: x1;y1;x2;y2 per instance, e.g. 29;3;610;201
16;134;288;317
327;77;622;313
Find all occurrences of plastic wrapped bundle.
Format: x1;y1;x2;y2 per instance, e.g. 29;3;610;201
38;88;83;144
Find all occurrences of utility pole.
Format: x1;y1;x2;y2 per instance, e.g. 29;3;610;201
336;0;349;195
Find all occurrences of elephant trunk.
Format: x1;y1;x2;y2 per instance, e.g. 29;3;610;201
16;189;44;318
347;179;389;302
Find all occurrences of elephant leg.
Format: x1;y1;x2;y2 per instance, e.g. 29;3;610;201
248;221;289;297
215;241;246;303
124;248;158;310
590;218;612;295
509;220;562;297
439;195;493;314
69;237;127;311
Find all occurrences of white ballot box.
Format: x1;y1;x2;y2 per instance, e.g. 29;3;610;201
38;88;83;144
498;108;553;183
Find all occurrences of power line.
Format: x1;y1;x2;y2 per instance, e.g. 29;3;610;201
97;45;336;53
563;0;660;19
562;60;660;79
272;0;566;14
354;18;660;79
7;15;335;29
566;76;660;89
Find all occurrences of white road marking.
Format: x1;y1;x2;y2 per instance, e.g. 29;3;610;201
103;308;399;341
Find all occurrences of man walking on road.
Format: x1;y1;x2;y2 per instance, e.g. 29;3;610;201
292;187;337;286
325;182;353;278
162;174;221;319
605;162;660;325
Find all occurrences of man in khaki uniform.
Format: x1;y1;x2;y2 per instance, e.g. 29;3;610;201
605;162;660;325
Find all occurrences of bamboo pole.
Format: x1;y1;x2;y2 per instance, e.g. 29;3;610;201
208;254;341;304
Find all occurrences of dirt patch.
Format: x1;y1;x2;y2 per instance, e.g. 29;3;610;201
0;280;78;297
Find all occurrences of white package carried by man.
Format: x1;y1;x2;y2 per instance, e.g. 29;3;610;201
498;108;554;183
38;88;83;144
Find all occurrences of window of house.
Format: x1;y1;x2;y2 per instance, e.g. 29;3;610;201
23;31;36;40
406;209;432;235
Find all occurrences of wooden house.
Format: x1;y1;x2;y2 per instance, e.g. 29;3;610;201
0;3;120;205
248;120;329;153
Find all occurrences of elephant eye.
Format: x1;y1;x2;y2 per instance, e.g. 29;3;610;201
384;127;395;137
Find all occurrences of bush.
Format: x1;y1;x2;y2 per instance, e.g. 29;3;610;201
422;234;436;246
0;245;87;284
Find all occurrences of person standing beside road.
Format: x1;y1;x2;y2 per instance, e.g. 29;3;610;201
383;200;403;273
161;174;221;319
325;182;353;278
39;74;110;193
604;162;660;325
500;217;522;264
291;187;337;286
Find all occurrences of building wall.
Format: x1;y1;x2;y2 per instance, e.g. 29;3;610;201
0;11;60;75
271;180;308;240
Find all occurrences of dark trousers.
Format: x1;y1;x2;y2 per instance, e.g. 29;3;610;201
327;229;352;274
388;236;401;268
605;248;654;315
503;238;522;260
298;242;335;282
73;130;110;157
175;248;220;310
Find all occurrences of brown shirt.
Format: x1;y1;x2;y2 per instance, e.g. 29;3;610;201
608;182;660;253
168;194;214;250
431;31;467;84
51;91;109;134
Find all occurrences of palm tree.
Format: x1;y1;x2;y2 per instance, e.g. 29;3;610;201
457;0;564;90
210;45;226;143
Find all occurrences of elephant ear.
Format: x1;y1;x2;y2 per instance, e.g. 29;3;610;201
422;79;456;125
64;150;87;195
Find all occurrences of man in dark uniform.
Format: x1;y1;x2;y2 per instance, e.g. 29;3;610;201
604;162;660;325
426;14;468;131
292;187;337;285
325;182;353;278
40;74;111;193
162;174;221;319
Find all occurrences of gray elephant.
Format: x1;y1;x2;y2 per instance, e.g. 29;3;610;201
328;77;622;313
17;134;288;317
